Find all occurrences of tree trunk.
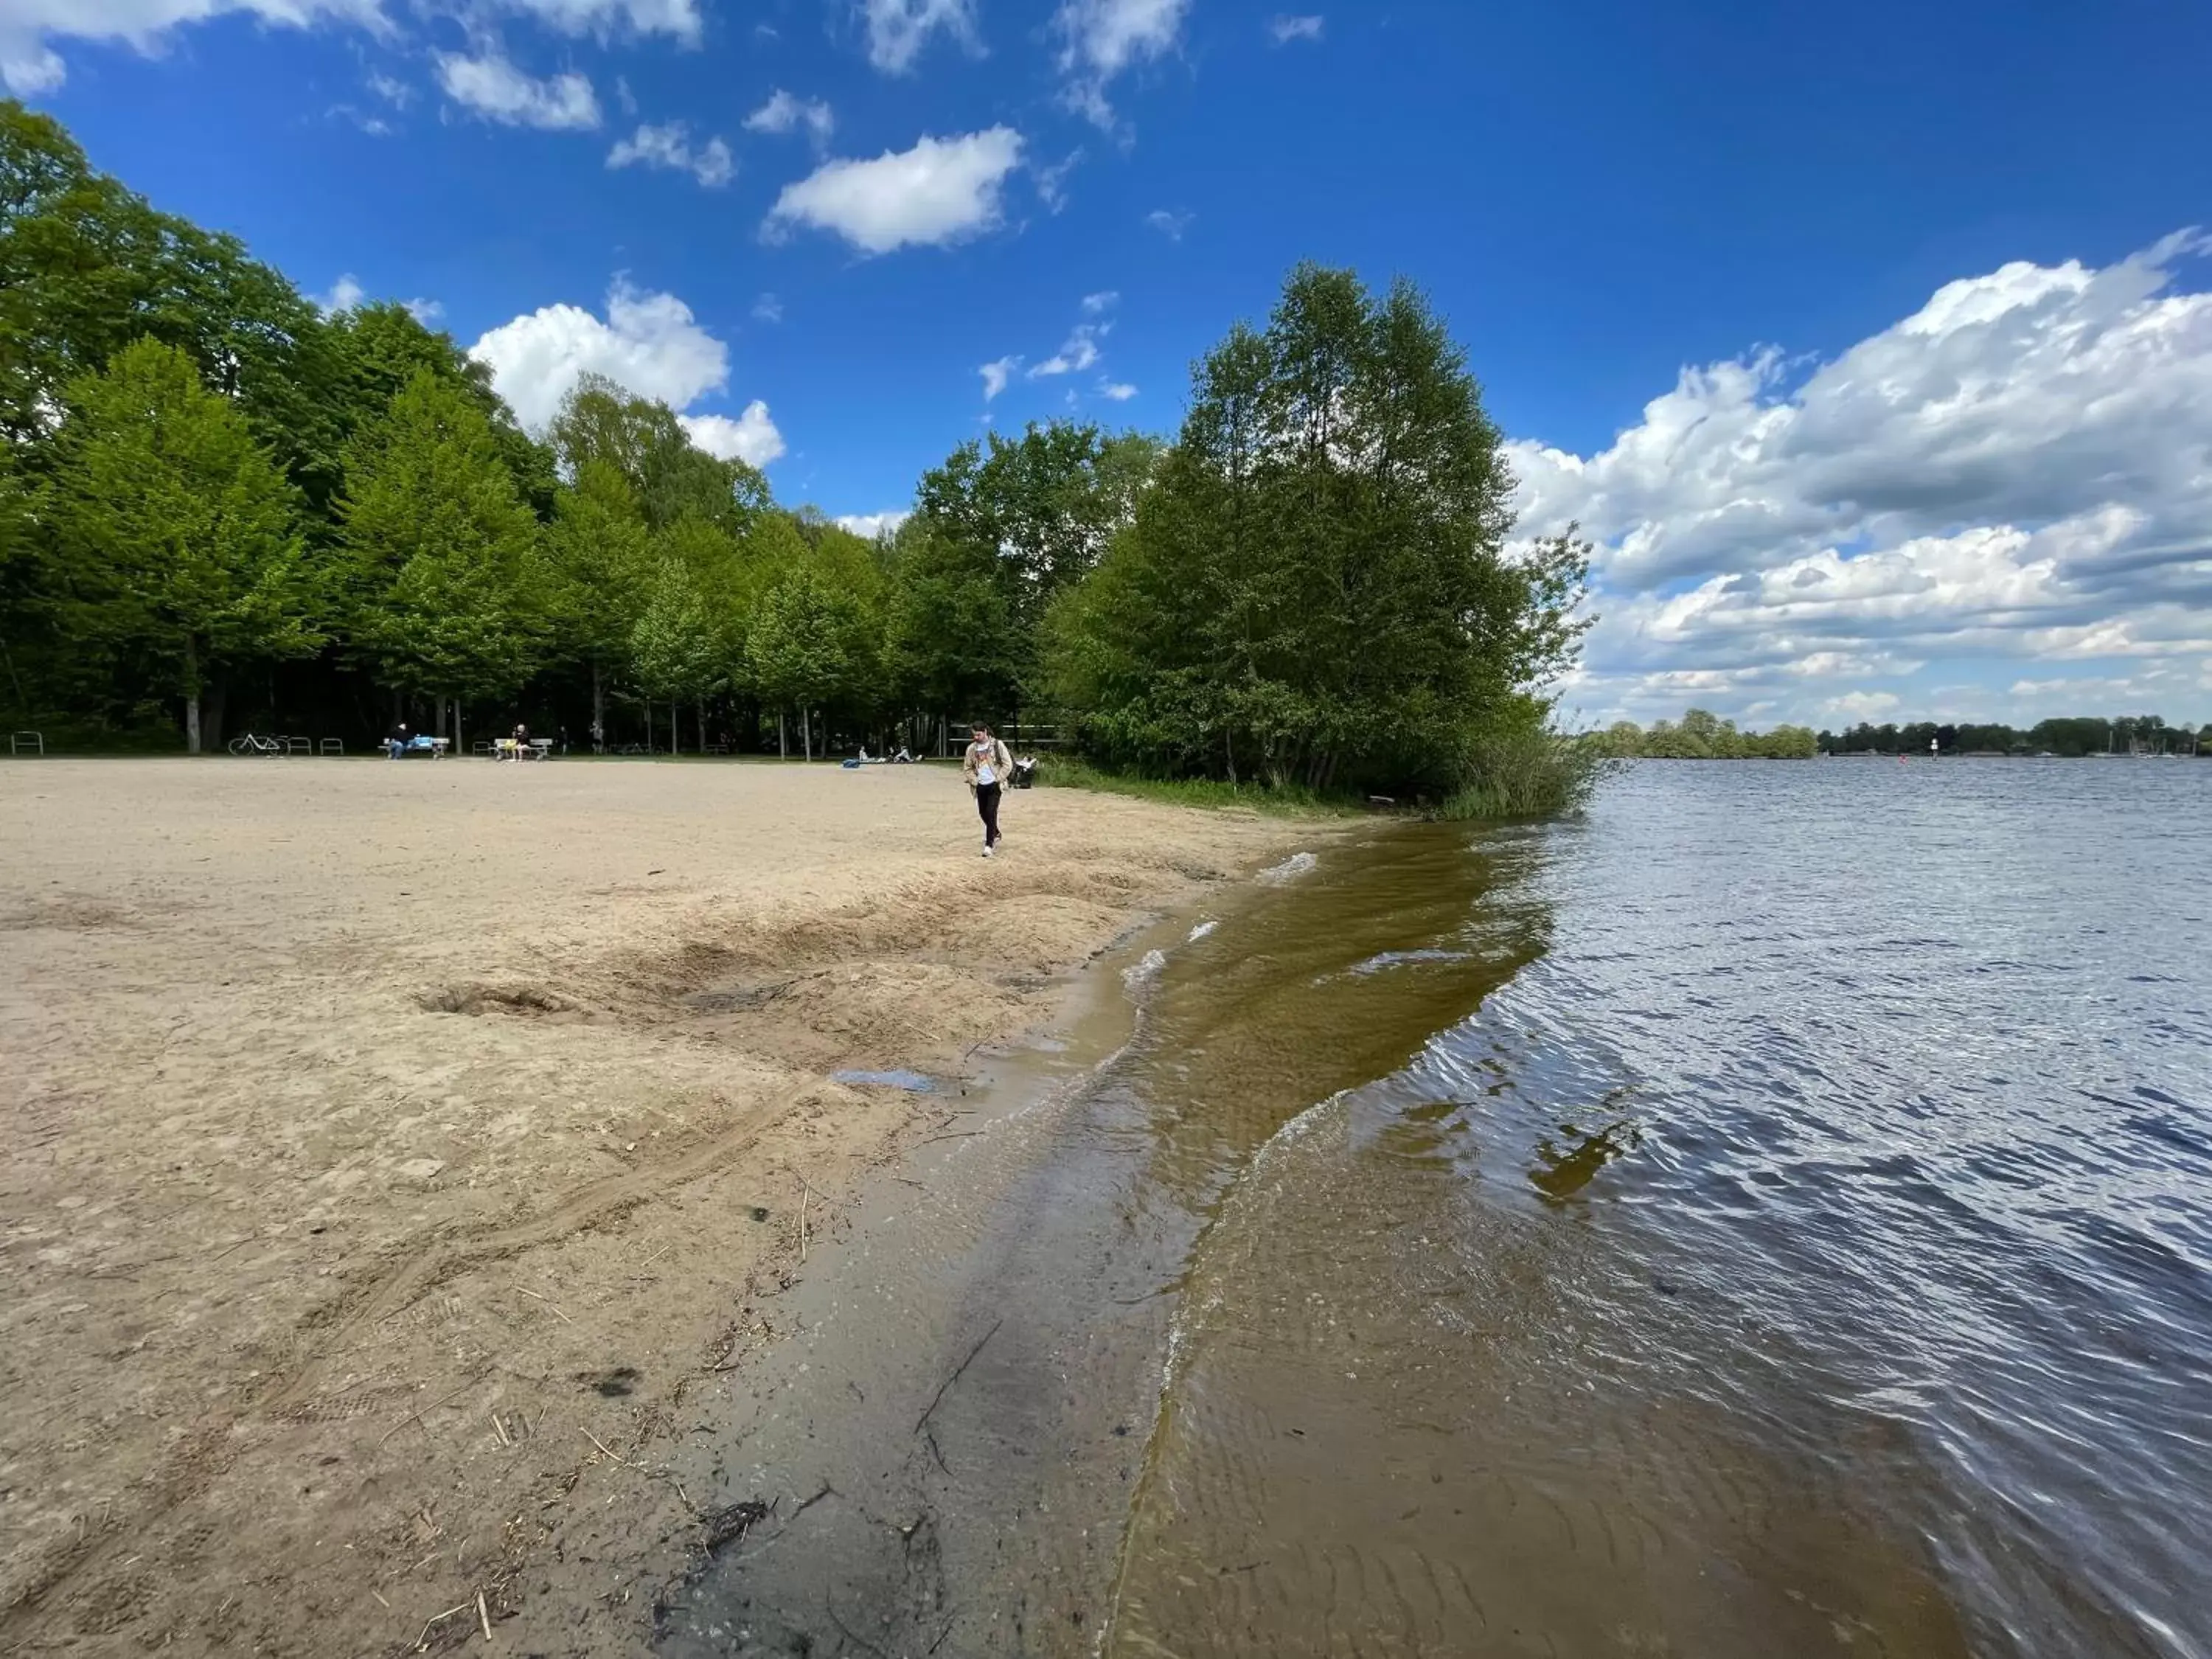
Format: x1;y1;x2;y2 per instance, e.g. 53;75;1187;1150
801;705;813;762
670;700;679;756
778;709;787;759
455;699;464;759
646;702;654;754
698;700;706;754
182;634;203;754
591;661;605;751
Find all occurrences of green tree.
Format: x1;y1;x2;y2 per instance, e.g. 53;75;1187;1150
340;369;543;744
545;459;653;742
629;554;719;751
1046;264;1585;797
41;338;313;751
549;374;768;537
747;563;850;759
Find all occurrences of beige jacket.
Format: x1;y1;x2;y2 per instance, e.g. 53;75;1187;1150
962;737;1012;790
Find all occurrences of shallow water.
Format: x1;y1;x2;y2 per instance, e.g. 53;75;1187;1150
669;759;2212;1658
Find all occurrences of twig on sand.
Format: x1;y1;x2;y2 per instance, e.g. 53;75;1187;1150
919;1131;984;1147
476;1590;493;1641
413;1601;473;1652
378;1380;478;1447
914;1318;1003;1437
515;1287;574;1324
798;1182;808;1265
580;1428;638;1468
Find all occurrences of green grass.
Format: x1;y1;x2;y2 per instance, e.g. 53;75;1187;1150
1037;755;1360;817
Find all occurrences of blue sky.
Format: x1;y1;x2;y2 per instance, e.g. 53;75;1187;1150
9;0;2211;728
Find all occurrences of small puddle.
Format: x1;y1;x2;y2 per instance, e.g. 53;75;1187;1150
828;1068;940;1093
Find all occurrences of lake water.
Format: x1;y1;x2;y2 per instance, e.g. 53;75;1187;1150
669;759;2212;1658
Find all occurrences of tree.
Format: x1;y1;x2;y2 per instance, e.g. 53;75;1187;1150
746;563;850;759
1046;264;1583;796
340;369;543;742
41;338;314;751
629;554;718;751
549;374;768;537
886;519;1016;728
545;459;653;741
912;420;1161;709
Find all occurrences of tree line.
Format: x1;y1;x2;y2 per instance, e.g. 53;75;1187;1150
1590;710;1820;759
2;100;1592;808
1820;717;2209;757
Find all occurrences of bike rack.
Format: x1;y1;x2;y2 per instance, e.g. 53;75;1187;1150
286;737;313;755
319;738;344;756
8;731;44;757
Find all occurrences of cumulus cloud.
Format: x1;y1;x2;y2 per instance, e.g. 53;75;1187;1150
1031;324;1105;378
4;0;696;93
1099;380;1138;401
1512;232;2212;724
1268;14;1324;43
752;293;785;324
978;356;1020;401
764;127;1023;255
834;509;911;539
470;279;728;430
1145;207;1193;240
437;49;599;129
316;274;368;315
860;0;978;74
1054;0;1187;127
743;89;835;146
680;403;785;468
608;122;734;187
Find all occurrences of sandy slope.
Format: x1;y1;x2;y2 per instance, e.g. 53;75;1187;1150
0;757;1297;1655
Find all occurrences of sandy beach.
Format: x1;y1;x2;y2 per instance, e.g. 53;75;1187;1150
0;757;1298;1655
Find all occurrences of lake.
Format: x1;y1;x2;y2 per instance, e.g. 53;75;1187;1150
669;758;2212;1658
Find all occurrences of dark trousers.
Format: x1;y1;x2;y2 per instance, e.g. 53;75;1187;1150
975;782;1002;846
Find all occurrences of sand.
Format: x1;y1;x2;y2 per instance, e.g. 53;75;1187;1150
0;757;1298;1655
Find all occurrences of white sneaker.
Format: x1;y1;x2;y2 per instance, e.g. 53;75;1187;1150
981;844;994;858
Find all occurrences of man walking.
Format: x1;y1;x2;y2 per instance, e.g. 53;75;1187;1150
962;723;1014;858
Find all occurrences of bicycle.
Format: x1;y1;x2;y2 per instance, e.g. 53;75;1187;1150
227;732;284;756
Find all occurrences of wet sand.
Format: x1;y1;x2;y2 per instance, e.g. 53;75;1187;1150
0;757;1301;1655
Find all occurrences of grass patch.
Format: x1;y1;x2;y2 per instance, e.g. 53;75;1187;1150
1037;756;1359;818
1434;726;1608;821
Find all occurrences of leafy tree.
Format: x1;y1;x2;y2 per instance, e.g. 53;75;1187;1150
549;374;768;536
1046;264;1584;797
629;554;719;751
41;338;314;751
747;563;850;759
886;518;1015;726
545;458;653;740
339;369;543;742
913;420;1161;706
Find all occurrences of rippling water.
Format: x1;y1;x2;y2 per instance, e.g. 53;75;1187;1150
1110;759;2212;1658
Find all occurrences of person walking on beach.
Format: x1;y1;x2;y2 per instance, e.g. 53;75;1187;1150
963;722;1013;858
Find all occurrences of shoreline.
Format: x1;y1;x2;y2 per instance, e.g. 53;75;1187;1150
0;759;1314;1655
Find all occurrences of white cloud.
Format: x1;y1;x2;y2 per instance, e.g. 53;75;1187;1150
979;357;1020;401
3;0;697;93
752;293;785;324
764;127;1023;256
834;509;911;539
608;122;734;187
681;403;785;468
1512;232;2212;725
317;274;367;315
744;88;835;146
436;49;599;130
860;0;978;74
1145;207;1193;240
1054;0;1187;126
1033;148;1083;214
1031;324;1105;378
470;279;730;431
1267;13;1323;43
1099;380;1138;402
1081;290;1119;315
404;296;445;324
364;69;411;105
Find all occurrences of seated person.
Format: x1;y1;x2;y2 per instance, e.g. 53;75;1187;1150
1012;754;1038;787
891;746;915;764
386;723;412;759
